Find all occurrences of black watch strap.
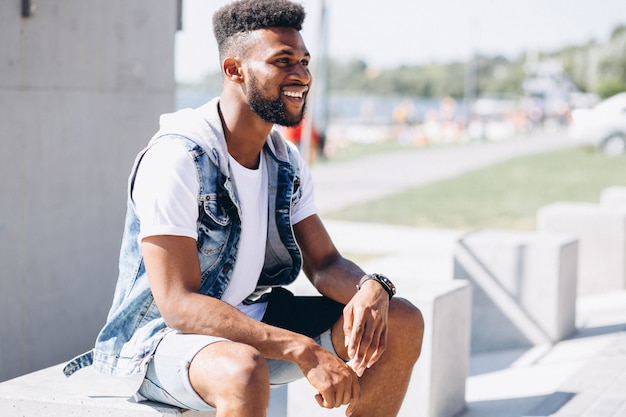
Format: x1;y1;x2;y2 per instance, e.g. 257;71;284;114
357;273;396;299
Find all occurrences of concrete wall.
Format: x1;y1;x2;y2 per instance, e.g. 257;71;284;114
0;0;177;381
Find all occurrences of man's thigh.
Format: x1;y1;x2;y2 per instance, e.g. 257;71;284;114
138;290;345;410
138;332;226;411
139;333;302;410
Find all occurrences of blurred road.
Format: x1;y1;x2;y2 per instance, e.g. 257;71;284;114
312;128;574;214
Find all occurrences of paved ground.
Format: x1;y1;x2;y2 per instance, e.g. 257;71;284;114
307;130;626;417
461;288;626;417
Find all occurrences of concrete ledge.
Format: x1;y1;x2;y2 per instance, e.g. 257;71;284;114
287;280;471;417
537;202;626;295
454;229;578;352
600;186;626;207
0;364;214;417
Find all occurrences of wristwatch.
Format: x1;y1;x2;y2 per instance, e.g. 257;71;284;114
357;273;396;299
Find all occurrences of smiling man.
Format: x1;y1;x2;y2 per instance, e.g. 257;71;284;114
63;1;423;416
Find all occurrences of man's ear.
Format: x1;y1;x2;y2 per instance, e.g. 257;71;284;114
223;57;244;83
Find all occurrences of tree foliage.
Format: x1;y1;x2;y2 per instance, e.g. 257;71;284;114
326;24;626;99
183;24;626;100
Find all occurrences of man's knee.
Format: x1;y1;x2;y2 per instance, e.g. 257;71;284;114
222;344;269;386
190;342;270;405
389;298;424;359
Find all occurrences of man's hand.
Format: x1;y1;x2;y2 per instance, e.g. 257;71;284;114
299;342;361;416
343;279;390;377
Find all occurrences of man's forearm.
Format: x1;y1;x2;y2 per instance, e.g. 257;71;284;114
168;291;319;363
305;255;366;305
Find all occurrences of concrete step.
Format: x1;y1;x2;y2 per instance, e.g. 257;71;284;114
0;363;214;417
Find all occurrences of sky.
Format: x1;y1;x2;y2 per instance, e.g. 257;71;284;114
175;0;626;83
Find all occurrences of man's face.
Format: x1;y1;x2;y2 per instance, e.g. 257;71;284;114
242;27;312;127
247;72;306;127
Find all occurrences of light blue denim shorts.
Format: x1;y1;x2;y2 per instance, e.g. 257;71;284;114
137;330;337;411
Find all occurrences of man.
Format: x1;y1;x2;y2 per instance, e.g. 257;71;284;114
64;1;423;416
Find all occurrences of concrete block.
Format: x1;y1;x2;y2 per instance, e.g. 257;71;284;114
537;202;626;295
454;229;578;352
0;364;213;417
600;186;626;207
287;280;471;417
0;364;292;417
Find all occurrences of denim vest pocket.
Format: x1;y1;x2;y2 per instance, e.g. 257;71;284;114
197;192;235;266
200;193;231;226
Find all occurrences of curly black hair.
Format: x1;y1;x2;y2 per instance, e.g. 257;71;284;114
213;0;306;58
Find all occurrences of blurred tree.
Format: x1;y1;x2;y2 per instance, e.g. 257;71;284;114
475;55;525;96
610;24;626;40
181;25;626;101
595;78;626;98
551;43;593;91
328;59;368;93
594;24;626;97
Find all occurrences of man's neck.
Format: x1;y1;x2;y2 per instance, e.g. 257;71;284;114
218;98;273;169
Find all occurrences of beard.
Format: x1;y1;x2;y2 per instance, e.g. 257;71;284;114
247;74;307;127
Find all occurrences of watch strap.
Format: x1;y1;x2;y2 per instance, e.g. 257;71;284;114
357;273;396;299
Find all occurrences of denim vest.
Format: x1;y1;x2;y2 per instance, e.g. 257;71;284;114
64;99;303;378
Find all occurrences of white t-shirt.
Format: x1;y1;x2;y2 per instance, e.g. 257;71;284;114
220;153;268;319
132;139;317;320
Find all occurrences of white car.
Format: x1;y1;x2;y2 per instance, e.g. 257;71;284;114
569;92;626;155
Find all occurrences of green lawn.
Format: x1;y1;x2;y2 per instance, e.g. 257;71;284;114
324;146;626;231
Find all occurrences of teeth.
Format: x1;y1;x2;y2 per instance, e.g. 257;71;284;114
283;91;304;98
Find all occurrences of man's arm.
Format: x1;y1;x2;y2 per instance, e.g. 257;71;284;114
141;234;359;412
293;215;390;377
142;234;323;358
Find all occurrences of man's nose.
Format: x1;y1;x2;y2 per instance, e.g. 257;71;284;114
292;63;311;84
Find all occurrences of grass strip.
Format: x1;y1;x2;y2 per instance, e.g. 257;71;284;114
324;146;626;231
